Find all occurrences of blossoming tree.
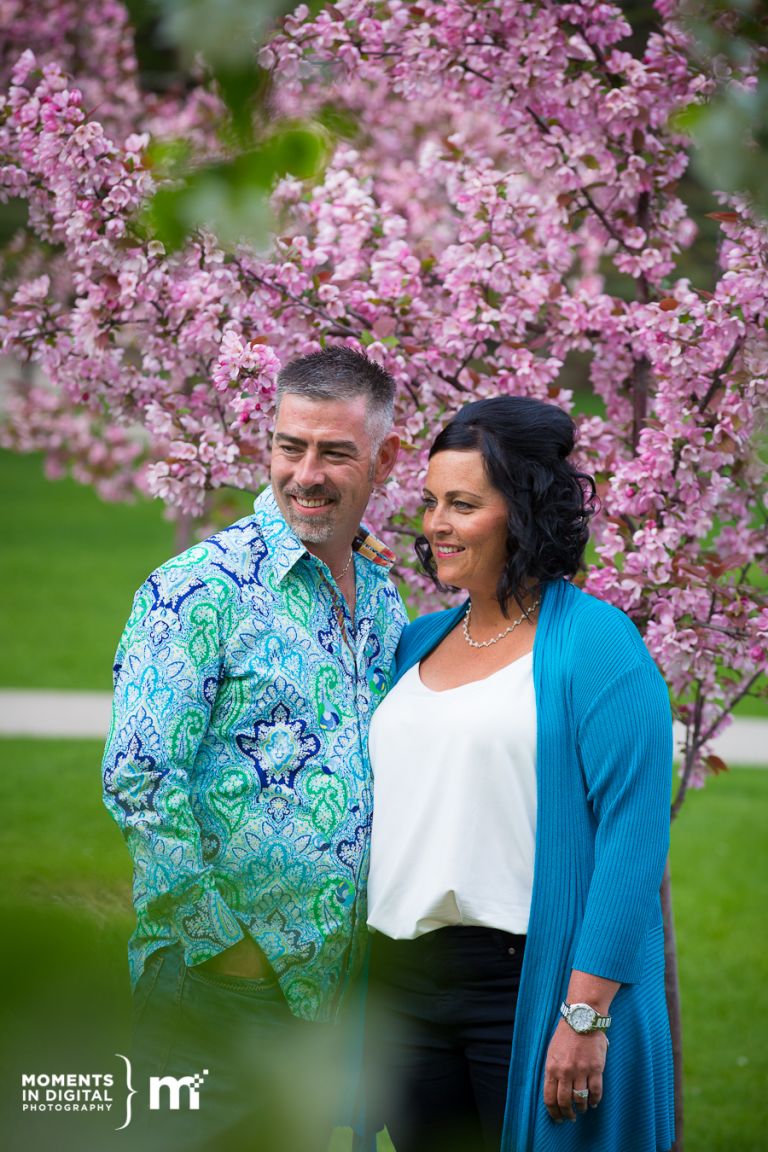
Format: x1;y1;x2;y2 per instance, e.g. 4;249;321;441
1;4;767;1142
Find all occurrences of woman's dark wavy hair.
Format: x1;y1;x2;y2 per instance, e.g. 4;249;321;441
415;396;598;615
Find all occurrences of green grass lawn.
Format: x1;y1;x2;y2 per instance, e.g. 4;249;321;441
670;770;768;1149
0;738;765;1150
1;450;176;690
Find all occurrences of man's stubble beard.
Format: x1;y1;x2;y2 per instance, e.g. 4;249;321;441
285;509;336;544
277;483;340;545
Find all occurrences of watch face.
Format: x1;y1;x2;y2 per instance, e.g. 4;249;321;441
569;1005;596;1032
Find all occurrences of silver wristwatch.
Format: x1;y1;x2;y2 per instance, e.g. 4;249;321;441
560;1001;612;1034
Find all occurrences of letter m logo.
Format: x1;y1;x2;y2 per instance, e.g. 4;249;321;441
149;1069;208;1111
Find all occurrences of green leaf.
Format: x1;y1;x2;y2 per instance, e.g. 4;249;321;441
140;125;327;250
156;0;293;68
669;103;707;135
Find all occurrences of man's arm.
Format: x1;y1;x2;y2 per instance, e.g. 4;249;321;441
102;571;244;967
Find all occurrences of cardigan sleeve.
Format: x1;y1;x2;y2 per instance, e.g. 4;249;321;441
571;653;673;985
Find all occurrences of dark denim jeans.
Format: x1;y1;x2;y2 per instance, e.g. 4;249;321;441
129;945;339;1152
367;926;526;1152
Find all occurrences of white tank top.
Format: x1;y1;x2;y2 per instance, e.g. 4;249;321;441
367;653;537;939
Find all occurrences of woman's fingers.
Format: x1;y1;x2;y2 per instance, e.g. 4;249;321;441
543;1066;564;1121
543;1023;608;1121
572;1083;590;1112
587;1066;604;1108
544;1075;601;1122
556;1075;578;1121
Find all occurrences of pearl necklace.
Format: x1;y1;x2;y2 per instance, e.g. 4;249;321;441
462;596;540;649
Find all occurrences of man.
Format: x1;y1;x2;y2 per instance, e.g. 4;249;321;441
102;346;406;1151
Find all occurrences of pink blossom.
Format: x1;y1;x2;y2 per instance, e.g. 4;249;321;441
0;1;766;792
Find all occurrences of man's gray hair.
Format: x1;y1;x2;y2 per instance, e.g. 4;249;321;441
276;346;396;449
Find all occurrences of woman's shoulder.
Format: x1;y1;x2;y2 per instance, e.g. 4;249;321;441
547;581;667;712
395;603;466;672
550;579;647;651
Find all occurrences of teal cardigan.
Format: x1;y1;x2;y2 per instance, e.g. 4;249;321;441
392;579;674;1152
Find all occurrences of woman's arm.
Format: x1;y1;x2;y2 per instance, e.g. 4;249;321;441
541;628;673;1122
543;970;620;1122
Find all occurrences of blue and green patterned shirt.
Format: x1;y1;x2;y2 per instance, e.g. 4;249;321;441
102;486;407;1022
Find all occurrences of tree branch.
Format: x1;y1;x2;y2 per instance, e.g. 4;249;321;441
698;335;745;413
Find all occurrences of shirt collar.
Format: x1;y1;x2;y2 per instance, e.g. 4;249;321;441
252;486;396;585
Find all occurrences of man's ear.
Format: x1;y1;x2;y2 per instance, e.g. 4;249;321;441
373;432;400;485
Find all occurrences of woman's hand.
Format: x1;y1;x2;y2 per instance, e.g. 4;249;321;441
543;1018;608;1122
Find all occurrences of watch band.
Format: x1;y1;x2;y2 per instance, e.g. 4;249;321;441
560;1000;612;1032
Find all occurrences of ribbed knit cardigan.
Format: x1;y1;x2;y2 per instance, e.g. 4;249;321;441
392;578;675;1152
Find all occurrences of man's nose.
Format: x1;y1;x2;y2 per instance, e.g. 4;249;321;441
294;452;326;489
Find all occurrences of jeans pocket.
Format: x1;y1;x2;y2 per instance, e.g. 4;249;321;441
185;963;282;998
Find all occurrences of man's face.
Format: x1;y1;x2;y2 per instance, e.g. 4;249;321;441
270;393;398;555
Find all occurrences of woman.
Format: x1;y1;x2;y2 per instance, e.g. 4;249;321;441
365;396;674;1152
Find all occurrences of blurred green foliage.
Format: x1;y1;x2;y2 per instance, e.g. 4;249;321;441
134;0;329;250
676;0;768;218
142;124;328;251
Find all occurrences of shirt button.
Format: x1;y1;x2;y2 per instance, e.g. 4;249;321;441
508;946;516;955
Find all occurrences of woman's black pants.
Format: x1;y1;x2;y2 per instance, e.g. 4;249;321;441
367;925;525;1152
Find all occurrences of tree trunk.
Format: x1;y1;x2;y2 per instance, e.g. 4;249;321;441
662;859;683;1151
174;512;194;555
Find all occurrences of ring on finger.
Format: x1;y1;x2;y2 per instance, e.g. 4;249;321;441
572;1088;590;1100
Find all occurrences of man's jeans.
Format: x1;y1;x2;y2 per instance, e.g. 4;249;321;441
129;945;340;1152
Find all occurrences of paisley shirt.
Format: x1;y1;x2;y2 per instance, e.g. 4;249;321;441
102;486;407;1022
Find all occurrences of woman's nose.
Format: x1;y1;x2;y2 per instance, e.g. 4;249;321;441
427;504;452;534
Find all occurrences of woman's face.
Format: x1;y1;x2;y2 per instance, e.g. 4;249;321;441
422;449;510;599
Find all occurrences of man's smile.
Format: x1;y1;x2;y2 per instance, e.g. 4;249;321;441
288;491;337;514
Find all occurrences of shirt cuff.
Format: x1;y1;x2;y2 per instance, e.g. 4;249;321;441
172;882;244;967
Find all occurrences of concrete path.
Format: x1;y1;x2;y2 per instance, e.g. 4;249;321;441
0;690;114;739
0;689;765;765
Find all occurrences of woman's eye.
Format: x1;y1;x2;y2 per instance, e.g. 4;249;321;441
422;497;436;509
453;501;474;511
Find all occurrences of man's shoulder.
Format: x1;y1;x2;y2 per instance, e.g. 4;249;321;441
141;514;268;603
